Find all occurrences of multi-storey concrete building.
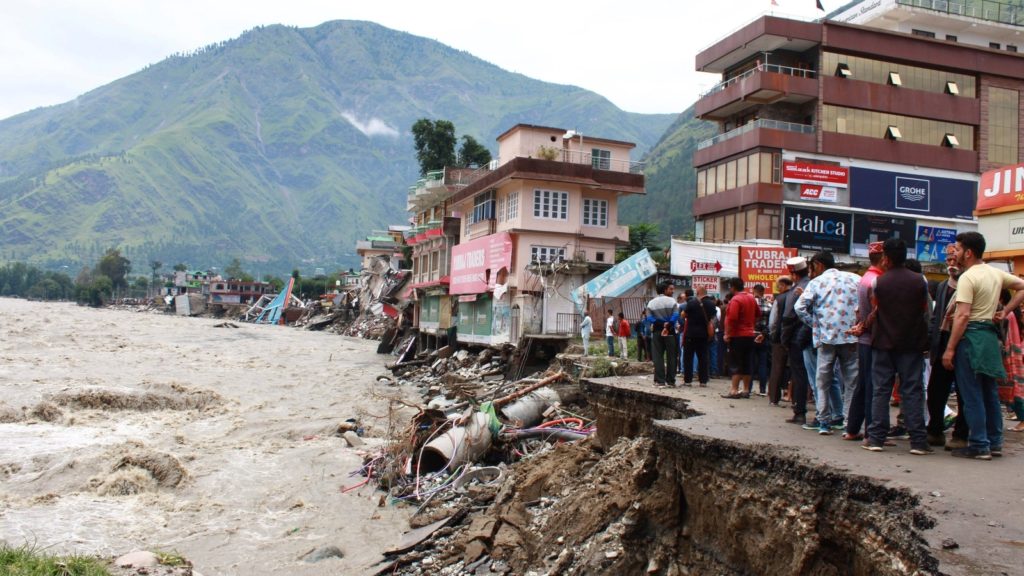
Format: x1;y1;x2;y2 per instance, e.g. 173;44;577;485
692;0;1023;262
407;124;645;348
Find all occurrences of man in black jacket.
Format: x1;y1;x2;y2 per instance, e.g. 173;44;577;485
926;244;969;448
681;287;717;386
782;257;813;424
768;276;793;405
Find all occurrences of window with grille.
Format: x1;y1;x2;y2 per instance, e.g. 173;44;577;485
582;198;608;227
533;189;568;220
531;246;566;263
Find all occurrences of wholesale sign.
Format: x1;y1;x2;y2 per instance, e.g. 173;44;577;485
783;161;849;187
783;206;852;253
977;162;1024;212
449;232;513;295
738;247;798;292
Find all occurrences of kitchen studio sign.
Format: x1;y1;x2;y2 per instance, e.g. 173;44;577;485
783;207;852;253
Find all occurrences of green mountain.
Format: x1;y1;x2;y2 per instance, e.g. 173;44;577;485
0;21;675;275
621;106;715;244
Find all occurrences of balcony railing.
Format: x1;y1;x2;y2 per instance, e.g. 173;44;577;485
897;0;1024;26
699;64;817;99
554;150;646;174
697;118;815;150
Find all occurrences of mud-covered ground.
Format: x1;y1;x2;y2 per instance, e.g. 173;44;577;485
0;298;416;575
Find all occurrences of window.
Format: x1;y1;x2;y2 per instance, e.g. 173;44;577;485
582;198;608;227
946;34;958;42
912;29;935;38
591;148;611;170
531;246;566;263
469;190;495;224
822;52;975;97
505;191;519;221
991;42;1002;50
821;105;974;150
988;87;1019;164
596;251;605;262
1009;45;1019;53
533;189;568;220
497;196;506;222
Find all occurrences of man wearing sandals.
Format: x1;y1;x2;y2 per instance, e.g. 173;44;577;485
795;251;861;435
722;277;760;398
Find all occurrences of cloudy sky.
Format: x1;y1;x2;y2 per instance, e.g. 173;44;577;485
0;0;832;120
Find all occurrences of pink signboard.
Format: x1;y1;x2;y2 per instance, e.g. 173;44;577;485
449;232;514;295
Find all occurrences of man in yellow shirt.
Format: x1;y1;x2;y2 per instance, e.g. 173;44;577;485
942;232;1024;459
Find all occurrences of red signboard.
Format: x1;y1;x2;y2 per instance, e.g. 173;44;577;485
783;161;849;187
978;162;1024;212
738;246;797;293
449;232;514;295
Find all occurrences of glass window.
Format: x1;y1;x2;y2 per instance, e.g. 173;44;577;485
736;155;748;187
821;105;974;149
748;154;759;184
506;191;519;221
582;198;608;227
726;160;737;190
707;167;717;196
697;169;707;198
988;87;1020;164
531;246;566;263
716;164;727;193
760;153;773;183
533;189;569;220
469;190;495;224
822;51;976;97
591;148;611;170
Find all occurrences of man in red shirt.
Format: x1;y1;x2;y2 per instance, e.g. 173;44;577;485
723;277;760;398
617;312;631;360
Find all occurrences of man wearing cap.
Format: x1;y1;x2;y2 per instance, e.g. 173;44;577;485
781;256;814;425
843;241;884;441
795;250;861;435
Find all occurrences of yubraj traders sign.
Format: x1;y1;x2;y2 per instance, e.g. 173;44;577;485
977;162;1024;212
738;246;797;293
449;232;513;295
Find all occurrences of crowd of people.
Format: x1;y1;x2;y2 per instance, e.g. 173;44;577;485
623;231;1024;461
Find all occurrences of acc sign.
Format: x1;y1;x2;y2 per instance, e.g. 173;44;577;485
978;162;1024;212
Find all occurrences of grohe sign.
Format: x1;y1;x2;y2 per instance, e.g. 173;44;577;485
850;167;975;220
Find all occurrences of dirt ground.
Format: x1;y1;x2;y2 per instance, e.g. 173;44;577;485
0;298;418;575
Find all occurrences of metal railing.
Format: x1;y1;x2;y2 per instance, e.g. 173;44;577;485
699;64;817;99
555;313;582;335
696;118;814;150
556;150;647;174
897;0;1024;26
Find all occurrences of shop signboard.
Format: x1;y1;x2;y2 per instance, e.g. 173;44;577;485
783;206;852;253
656;273;691;291
849;167;976;220
572;249;658;311
691;275;721;296
852;214;917;256
669;239;739;278
449;232;513;295
977;162;1024;212
916;226;957;262
783;161;849;187
738;246;798;292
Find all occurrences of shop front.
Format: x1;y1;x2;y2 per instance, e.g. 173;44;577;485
977;162;1024;273
449;232;514;346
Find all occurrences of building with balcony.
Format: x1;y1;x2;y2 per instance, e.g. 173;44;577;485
691;0;1024;261
444;124;645;346
355;225;409;271
405;167;482;350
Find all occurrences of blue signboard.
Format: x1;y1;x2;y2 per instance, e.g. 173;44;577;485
849;167;976;221
572;249;658;312
916;226;958;263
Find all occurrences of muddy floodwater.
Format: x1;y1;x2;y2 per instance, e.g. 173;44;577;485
0;298;414;574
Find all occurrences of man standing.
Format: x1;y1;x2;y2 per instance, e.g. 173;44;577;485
795;251;860;435
926;244;969;449
942;232;1024;459
682;286;717;387
605;309;616;356
722;277;760;398
768;276;793;405
635;315;650;362
844;242;884;441
617;312;631;360
646;282;680;387
782;257;813;425
580;311;593;356
751;284;773;396
863;239;931;454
